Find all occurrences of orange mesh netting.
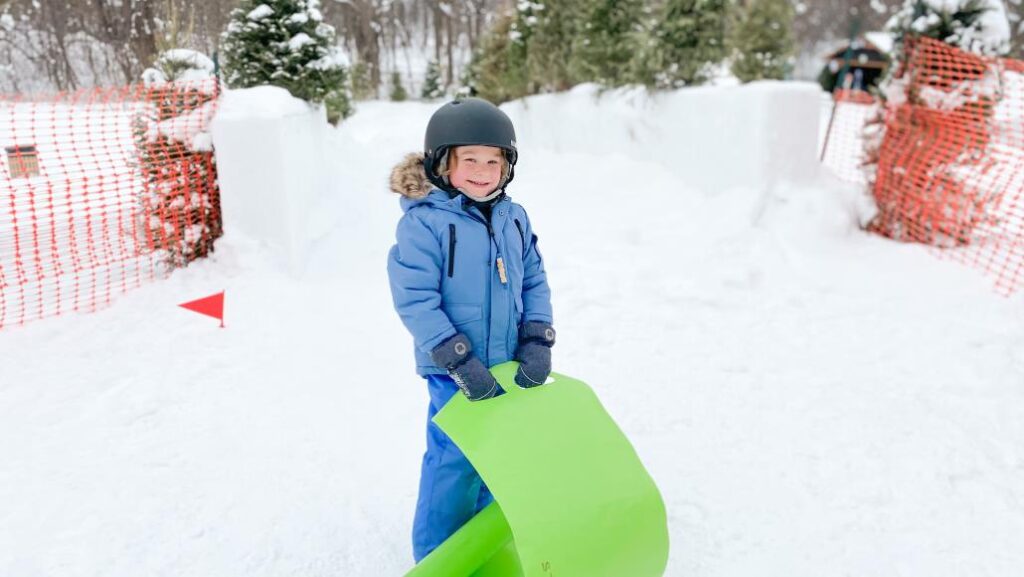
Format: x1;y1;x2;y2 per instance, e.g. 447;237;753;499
821;89;880;184
823;37;1024;295
0;79;222;330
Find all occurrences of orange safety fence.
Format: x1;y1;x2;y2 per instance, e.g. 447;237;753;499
822;37;1024;295
820;89;880;184
0;78;222;330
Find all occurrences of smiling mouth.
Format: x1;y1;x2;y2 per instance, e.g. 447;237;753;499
467;180;491;187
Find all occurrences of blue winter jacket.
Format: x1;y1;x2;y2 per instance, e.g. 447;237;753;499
387;153;553;375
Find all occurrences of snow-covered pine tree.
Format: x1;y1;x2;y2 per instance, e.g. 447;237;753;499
570;0;645;87
136;55;221;268
421;61;445;99
390;71;408;101
642;0;730;88
868;0;1010;147
220;0;352;123
144;1;215;87
729;0;795;83
886;0;1010;58
142;50;216;85
863;0;1011;243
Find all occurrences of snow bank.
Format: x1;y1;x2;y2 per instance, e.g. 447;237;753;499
208;82;839;275
503;82;823;193
211;86;327;274
214;85;313;121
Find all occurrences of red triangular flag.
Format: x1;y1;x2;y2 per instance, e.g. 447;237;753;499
179;291;225;328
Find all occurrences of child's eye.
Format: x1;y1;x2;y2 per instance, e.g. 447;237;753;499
465;158;476;163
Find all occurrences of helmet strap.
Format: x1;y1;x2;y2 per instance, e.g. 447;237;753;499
457;187;504;202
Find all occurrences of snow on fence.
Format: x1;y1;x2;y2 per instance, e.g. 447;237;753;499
821;37;1024;295
0;79;221;330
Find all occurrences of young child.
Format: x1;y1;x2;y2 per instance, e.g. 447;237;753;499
387;98;556;562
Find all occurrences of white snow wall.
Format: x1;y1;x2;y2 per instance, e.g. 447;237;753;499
210;87;329;274
503;82;823;192
210;82;822;272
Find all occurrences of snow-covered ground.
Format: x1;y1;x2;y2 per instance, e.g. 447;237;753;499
2;88;1024;577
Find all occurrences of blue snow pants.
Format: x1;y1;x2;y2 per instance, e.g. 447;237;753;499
412;374;494;562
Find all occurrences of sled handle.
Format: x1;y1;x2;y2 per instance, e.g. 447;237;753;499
490;362;561;399
489;362;522;396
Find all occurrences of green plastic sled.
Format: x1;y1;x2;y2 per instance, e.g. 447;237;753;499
404;362;669;577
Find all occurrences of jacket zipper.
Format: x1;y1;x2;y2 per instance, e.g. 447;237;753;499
511;220;525;345
463;211;504;269
460;205;507;365
448;224;456;278
483;216;496;364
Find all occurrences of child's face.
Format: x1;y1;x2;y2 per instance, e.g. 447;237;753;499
449;145;504;200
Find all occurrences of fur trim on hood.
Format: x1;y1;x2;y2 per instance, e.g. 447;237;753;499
389;153;433;199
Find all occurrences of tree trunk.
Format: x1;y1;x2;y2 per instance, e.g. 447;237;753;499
433;1;444;66
129;0;159;83
445;5;454;86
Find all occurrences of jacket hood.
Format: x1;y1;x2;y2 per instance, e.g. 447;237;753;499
389;151;512;214
389;153;433;199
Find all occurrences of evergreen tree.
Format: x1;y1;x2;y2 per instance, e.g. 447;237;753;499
865;0;1009;209
421;61;445;99
462;2;581;101
463;12;530;104
136;49;221;268
389;71;408;101
729;0;795;83
886;0;1009;58
142;50;216;85
144;1;213;86
132;83;221;268
570;0;645;87
877;0;1009;103
641;0;730;88
524;0;582;92
349;61;375;100
220;0;352;123
455;64;477;98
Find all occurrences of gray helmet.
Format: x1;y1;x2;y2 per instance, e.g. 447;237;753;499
423;98;518;193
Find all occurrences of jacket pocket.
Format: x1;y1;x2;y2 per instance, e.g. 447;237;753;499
446;303;484;348
513;218;525;255
446;303;482;326
448;224;457;278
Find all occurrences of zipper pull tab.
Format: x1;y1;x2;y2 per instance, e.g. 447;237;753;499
496;257;508;285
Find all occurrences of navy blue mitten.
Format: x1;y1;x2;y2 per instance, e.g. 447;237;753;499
515;321;556;388
430;333;504;401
